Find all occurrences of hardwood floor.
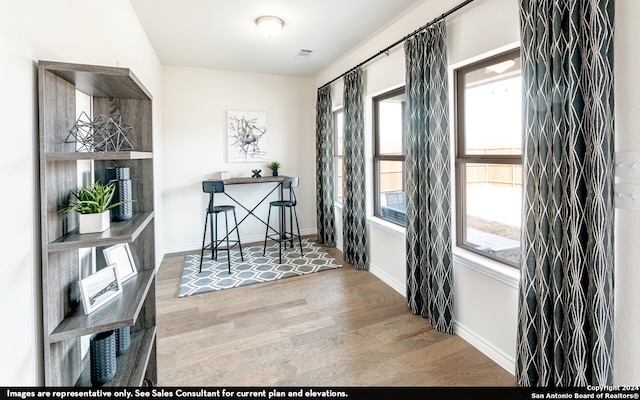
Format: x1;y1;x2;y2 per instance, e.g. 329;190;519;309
155;237;516;387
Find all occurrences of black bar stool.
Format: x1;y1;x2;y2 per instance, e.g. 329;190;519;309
200;180;243;273
263;177;303;264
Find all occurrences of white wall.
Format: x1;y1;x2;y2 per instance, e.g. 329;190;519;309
161;66;316;252
0;0;162;386
613;1;640;385
316;0;640;384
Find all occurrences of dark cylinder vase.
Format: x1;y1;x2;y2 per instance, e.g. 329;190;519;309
90;330;117;385
104;167;117;183
105;167;132;221
115;178;133;221
115;326;131;356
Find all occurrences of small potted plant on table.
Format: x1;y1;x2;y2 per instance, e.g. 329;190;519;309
60;181;132;234
268;161;281;176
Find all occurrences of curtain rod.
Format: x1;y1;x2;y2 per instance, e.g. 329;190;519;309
319;0;476;90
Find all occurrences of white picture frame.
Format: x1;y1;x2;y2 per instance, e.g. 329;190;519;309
79;265;123;315
103;243;137;282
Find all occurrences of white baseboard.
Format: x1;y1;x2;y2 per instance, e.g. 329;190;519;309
163;228;318;256
454;322;516;376
367;258;515;377
367;261;405;296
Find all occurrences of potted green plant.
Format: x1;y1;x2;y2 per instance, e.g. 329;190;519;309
60;181;133;234
268;161;281;176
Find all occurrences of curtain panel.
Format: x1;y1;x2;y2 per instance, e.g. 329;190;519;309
315;86;336;247
516;0;615;386
404;20;454;334
342;68;368;270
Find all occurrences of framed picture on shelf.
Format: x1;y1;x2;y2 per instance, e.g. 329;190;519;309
103;243;137;282
79;265;123;315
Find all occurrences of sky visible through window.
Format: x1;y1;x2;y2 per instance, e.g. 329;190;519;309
466;75;522;153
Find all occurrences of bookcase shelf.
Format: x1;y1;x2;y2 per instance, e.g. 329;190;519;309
49;269;155;343
38;60;157;387
48;211;154;252
46;151;153;161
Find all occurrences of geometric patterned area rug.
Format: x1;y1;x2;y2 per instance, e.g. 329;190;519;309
178;238;342;298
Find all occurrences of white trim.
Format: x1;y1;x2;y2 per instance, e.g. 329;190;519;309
163;228;317;255
364;216;519;288
453;247;520;289
454;321;516;376
369;83;406;100
368;261;405;296
449;41;521;71
366;216;405;239
164;242;201;254
368;253;516;377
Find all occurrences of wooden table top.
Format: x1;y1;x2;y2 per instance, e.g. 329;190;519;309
217;176;286;185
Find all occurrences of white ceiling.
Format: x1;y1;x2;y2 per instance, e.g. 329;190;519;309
129;0;426;77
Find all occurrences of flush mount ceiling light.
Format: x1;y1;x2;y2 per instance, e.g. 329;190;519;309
256;16;284;39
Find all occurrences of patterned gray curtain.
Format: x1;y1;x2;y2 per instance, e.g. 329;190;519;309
516;0;615;386
342;68;368;270
315;86;336;246
404;20;453;334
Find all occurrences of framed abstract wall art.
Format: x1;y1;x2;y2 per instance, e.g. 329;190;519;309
227;110;267;163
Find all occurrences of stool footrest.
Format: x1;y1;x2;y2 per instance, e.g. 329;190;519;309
265;233;300;243
203;240;242;252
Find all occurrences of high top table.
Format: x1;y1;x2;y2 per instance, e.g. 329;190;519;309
209;175;286;237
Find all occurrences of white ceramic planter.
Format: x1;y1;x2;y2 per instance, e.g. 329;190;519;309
78;211;111;234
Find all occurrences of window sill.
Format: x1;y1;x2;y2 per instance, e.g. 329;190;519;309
337;201;519;288
453;247;520;289
367;216;405;239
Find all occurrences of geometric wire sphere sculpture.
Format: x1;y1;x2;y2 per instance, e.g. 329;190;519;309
66;111;134;152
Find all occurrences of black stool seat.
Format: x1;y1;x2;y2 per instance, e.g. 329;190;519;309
212;205;235;212
269;200;294;207
263;177;303;264
200;180;243;273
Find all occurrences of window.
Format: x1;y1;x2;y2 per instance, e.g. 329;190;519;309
334;109;344;203
455;48;522;266
373;87;406;225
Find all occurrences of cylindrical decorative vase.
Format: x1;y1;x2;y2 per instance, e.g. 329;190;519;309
104;167;117;183
115;167;130;180
114;178;133;221
90;330;116;385
104;166;130;182
105;167;133;221
115;326;131;356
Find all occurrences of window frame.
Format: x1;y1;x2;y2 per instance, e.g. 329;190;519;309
373;86;406;225
454;47;522;267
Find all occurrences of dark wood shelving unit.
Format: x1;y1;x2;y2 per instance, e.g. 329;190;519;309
38;60;157;386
